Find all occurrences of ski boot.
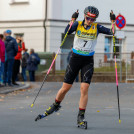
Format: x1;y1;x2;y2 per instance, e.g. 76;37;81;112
35;103;61;121
77;113;87;129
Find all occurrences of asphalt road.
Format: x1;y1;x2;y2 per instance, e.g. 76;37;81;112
0;82;134;134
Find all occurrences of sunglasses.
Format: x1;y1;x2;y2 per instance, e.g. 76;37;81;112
85;17;96;22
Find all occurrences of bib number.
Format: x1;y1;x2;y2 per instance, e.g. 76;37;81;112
83;40;88;47
82;40;92;50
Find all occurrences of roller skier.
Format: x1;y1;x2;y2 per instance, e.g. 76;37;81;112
35;6;115;129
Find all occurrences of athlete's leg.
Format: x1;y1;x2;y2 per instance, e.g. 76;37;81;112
77;83;89;129
56;53;82;101
79;82;90;109
56;82;72;101
42;83;72;116
77;56;94;127
35;82;72;121
35;53;81;121
79;56;94;109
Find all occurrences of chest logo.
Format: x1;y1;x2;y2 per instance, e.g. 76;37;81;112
77;30;81;35
92;26;95;29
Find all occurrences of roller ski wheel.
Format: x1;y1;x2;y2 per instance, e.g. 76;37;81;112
77;114;87;129
77;121;87;129
35;114;46;121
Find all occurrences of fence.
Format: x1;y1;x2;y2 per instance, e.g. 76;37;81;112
126;52;134;82
37;52;134;82
59;52;133;82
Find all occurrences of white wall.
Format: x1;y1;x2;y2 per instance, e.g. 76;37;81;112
125;32;134;52
1;0;132;24
1;0;134;57
0;0;45;21
47;0;62;20
60;0;133;24
45;20;67;52
0;21;45;52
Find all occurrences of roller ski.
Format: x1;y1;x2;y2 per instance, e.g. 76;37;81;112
35;103;61;122
35;114;46;121
77;113;87;129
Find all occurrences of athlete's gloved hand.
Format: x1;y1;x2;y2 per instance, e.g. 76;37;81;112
110;10;116;22
110;10;116;35
72;10;79;20
69;10;79;25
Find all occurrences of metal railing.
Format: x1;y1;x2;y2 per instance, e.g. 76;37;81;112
59;52;132;82
37;52;134;82
126;59;134;82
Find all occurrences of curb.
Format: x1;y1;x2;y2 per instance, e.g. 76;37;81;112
0;82;31;94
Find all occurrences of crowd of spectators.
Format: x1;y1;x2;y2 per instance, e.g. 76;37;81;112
0;30;40;87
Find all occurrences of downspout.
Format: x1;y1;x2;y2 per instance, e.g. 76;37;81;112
44;0;48;52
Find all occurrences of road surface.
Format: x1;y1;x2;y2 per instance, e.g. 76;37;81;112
0;82;134;134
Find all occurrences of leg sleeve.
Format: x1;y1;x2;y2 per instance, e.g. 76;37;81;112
81;58;94;84
64;54;81;84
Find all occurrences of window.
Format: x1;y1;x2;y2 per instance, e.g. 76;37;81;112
105;36;122;60
60;33;74;70
104;37;111;59
14;33;24;38
112;38;122;59
61;33;74;50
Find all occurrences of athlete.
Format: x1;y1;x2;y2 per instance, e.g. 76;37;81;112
35;6;115;129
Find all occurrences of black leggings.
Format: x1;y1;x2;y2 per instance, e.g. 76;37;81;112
64;53;94;84
12;60;20;83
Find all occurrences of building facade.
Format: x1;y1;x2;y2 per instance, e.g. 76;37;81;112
0;0;134;70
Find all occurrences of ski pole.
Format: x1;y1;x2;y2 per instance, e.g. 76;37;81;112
31;20;75;108
111;11;121;124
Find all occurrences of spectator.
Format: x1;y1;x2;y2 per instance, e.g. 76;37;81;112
3;30;18;86
0;34;5;87
12;36;24;85
3;31;6;41
21;48;29;81
21;37;26;50
3;31;8;83
27;49;40;81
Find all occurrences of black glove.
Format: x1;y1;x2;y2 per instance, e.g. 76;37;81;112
110;10;116;21
72;10;79;20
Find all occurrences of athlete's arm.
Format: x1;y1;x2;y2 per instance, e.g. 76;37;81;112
64;21;78;35
97;24;112;35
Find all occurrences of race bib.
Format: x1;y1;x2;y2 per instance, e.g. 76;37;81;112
73;21;98;56
73;36;97;56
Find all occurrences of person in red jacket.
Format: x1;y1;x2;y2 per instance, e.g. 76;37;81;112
12;36;25;85
0;34;5;86
21;37;25;50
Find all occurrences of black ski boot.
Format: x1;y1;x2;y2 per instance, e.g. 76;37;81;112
45;103;61;116
77;113;87;129
35;103;61;121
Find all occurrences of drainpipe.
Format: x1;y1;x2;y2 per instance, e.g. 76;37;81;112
44;0;48;52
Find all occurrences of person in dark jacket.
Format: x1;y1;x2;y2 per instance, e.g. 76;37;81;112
26;49;40;81
21;48;29;81
3;30;18;86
